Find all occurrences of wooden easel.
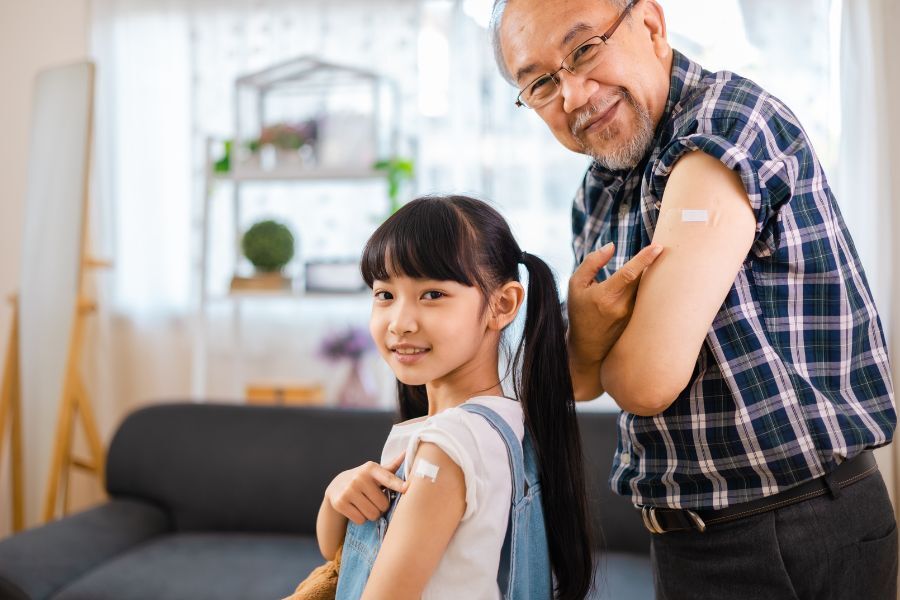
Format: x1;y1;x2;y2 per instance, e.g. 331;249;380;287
0;297;24;532
41;288;106;523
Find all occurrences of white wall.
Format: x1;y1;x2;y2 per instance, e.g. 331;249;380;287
0;0;90;538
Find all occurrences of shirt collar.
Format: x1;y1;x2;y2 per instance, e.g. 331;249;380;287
664;48;705;119
588;48;701;179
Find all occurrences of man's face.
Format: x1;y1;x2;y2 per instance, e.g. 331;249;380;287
499;0;672;170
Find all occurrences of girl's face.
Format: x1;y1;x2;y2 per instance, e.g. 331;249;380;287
369;275;501;393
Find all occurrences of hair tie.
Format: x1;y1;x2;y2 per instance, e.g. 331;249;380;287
519;250;528;264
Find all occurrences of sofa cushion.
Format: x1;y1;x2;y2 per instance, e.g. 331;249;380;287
51;533;323;600
106;404;395;535
0;499;169;600
48;533;652;600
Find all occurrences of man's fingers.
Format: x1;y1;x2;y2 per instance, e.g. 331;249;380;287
571;243;615;288
607;244;663;294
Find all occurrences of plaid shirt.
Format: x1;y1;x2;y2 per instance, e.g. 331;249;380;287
573;50;896;510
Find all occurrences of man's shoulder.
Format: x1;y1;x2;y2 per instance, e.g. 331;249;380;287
673;66;800;142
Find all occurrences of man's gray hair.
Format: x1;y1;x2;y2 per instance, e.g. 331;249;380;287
490;0;631;86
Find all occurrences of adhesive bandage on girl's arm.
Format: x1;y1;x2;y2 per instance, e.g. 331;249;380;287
407;423;479;519
681;209;709;222
413;458;440;482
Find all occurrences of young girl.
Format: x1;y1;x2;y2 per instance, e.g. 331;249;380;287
316;195;592;599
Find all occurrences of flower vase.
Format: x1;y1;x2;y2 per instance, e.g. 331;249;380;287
336;358;376;408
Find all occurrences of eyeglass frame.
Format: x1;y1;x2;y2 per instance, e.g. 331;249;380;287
514;0;639;109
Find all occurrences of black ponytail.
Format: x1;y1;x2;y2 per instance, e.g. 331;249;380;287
516;252;593;600
361;196;593;599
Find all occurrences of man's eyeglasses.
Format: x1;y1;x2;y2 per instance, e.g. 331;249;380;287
515;0;638;109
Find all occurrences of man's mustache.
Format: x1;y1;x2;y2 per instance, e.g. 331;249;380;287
570;90;627;137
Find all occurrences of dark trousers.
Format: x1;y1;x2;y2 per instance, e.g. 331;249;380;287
651;470;898;600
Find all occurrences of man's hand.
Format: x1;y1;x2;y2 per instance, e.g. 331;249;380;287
567;243;663;400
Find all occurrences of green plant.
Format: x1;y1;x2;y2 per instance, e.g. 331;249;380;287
373;157;414;214
213;140;232;173
241;220;295;272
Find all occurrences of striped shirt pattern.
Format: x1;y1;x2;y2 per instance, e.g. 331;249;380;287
572;50;896;510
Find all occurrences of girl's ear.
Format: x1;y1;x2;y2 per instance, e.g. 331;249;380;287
488;281;525;331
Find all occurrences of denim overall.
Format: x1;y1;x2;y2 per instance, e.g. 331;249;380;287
335;403;552;599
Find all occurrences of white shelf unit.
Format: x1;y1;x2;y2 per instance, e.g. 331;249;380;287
192;57;404;398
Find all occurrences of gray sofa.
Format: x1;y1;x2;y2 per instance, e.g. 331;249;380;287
0;403;652;599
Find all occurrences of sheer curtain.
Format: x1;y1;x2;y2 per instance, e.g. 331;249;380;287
836;0;900;512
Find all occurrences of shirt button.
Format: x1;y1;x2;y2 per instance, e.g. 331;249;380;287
620;453;631;465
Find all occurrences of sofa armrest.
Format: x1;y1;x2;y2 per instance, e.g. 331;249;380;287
0;498;170;600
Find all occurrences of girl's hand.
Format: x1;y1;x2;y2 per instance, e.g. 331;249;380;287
325;453;408;525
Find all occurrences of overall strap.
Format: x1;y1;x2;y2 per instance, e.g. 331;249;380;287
460;403;525;504
522;431;541;487
384;461;407;522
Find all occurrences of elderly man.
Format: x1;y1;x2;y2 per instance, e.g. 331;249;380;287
492;0;897;598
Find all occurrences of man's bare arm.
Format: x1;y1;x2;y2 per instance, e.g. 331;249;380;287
600;150;757;415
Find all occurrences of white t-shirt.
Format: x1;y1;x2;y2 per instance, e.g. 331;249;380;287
379;396;525;600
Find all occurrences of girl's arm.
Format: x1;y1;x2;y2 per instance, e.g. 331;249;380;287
317;453;407;560
361;442;466;600
316;496;349;561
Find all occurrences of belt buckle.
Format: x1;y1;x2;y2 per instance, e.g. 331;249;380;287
685;509;706;533
641;506;664;534
640;506;707;534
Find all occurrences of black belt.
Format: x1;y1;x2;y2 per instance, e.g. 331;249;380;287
638;451;879;534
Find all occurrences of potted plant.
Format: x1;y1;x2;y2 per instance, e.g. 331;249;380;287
232;220;296;291
249;120;319;169
241;219;295;272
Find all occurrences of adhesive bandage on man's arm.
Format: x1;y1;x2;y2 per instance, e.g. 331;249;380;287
681;209;709;223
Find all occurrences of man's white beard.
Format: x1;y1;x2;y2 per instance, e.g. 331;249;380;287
572;89;654;171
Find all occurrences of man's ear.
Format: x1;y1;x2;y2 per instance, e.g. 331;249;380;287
488;281;525;331
642;0;670;60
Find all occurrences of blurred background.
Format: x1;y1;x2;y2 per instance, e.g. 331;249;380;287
0;0;898;538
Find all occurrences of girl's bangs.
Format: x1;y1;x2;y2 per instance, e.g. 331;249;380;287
360;199;479;288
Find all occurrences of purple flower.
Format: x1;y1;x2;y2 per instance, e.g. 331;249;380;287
319;326;374;361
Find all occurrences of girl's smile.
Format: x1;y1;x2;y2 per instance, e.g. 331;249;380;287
369;275;506;411
390;343;431;364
